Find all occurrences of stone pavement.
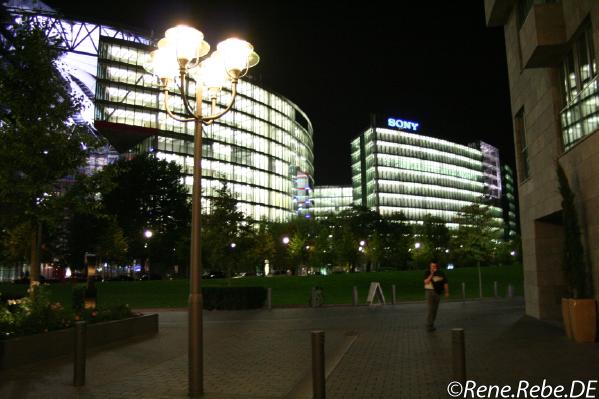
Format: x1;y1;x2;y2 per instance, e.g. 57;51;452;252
1;298;599;398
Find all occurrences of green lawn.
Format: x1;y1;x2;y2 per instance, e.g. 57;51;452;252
0;264;523;308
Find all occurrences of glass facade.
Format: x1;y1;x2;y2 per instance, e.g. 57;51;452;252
312;186;353;217
560;22;599;151
351;126;503;228
7;3;315;222
93;37;314;222
476;141;502;199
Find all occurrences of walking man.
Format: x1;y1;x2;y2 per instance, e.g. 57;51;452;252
424;260;448;332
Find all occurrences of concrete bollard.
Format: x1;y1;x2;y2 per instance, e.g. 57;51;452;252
352;286;358;306
73;321;87;386
494;281;498;298
451;328;466;383
311;330;326;399
267;287;272;310
461;282;466;302
392;284;396;305
507;284;514;298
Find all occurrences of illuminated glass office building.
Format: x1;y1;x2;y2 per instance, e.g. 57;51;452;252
312;186;353;217
351;116;504;228
7;0;314;222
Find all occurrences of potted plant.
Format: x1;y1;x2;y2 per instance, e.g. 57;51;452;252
557;164;596;343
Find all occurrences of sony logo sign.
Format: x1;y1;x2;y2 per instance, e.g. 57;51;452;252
387;117;419;131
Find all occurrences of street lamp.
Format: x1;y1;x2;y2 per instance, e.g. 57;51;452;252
415;242;421;249
145;24;259;397
282;236;290;245
144;229;153;239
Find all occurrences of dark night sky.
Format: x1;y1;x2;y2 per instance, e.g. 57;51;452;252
43;0;514;185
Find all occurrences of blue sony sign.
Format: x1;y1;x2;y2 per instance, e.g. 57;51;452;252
387;117;419;131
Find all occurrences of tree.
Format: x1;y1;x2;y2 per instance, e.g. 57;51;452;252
96;154;190;275
452;203;502;266
203;183;252;278
557;164;591;298
385;212;413;270
413;215;450;268
0;18;97;283
246;222;275;275
452;203;503;297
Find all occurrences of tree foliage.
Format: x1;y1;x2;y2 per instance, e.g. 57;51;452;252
451;203;503;267
0;18;98;279
203;184;253;277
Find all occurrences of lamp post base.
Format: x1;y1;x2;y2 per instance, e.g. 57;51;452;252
188;292;203;397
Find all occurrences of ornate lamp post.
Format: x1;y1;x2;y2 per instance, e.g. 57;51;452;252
146;25;259;397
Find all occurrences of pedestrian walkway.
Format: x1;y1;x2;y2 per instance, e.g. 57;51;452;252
1;298;597;398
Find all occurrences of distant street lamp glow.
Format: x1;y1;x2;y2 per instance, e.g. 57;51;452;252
144;230;153;238
359;240;366;246
282;236;290;245
415;242;421;249
510;251;516;256
230;243;236;248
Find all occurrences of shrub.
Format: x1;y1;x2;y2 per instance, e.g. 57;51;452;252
0;284;136;340
202;287;267;310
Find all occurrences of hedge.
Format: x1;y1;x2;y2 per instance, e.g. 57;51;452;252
202;287;266;310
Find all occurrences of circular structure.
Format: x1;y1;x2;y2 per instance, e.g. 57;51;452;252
7;2;314;222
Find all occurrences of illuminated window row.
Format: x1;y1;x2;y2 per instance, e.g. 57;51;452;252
187;177;292;215
206;124;312;174
376;180;483;203
95;100;312;174
372;155;483;181
376;167;483;192
378;192;479;212
378;206;504;226
157;137;291;179
97;62;314;161
376;129;482;159
158;152;292;196
376;141;481;171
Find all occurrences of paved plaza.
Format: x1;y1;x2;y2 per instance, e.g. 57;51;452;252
1;298;598;398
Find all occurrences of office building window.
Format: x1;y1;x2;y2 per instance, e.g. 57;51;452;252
560;22;599;150
515;109;529;182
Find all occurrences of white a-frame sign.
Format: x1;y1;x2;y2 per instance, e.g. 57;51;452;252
366;282;385;305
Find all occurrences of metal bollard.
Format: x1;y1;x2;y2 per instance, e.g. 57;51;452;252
461;282;466;302
311;330;326;399
507;284;514;298
494;281;498;298
73;321;87;386
267;287;272;310
352;286;358;306
451;328;466;383
392;284;396;305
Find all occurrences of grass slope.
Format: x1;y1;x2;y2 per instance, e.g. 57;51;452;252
0;265;523;308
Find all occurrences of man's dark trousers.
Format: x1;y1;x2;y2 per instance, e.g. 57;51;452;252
426;289;440;329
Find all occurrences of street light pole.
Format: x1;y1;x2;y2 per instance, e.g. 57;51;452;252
146;25;259;398
189;86;204;396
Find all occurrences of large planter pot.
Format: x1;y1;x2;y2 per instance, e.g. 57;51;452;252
568;298;597;343
561;298;573;339
0;313;158;369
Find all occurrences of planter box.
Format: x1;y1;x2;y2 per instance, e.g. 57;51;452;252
0;313;158;369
